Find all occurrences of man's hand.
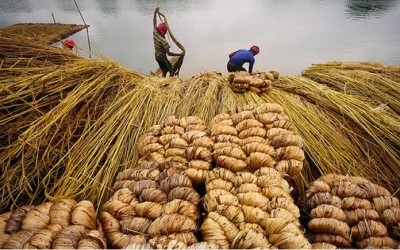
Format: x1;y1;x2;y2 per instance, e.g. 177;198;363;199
155;7;160;13
180;51;186;56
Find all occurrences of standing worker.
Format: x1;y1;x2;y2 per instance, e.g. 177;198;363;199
153;7;185;77
227;45;260;74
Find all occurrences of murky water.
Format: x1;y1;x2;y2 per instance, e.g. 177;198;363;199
1;0;399;78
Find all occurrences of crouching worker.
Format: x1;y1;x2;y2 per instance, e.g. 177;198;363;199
58;39;78;55
227;45;260;74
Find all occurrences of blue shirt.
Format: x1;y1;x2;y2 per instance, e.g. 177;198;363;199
229;49;255;73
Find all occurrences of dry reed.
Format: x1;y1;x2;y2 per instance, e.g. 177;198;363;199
1;30;399;214
175;71;237;123
0;23;88;45
275;76;400;193
0;57;144;212
303;62;400;114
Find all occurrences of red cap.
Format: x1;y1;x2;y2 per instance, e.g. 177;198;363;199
250;45;260;55
157;23;168;36
64;39;76;48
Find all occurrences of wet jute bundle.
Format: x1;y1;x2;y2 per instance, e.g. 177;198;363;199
0;199;106;249
306;173;400;249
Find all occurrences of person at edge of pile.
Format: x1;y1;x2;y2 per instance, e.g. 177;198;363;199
227;45;260;74
58;39;79;55
153;7;185;77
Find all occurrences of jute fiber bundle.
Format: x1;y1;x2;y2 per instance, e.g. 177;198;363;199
0;56;149;213
1;23;88;45
202;167;310;249
274;74;400;195
209;103;304;177
303;61;400;114
175;71;238;125
306;173;400;248
1;34;187;214
228;71;278;93
125;239;222;249
0;30;78;70
137;115;214;185
101;161;207;249
311;242;337;249
0;199;106;249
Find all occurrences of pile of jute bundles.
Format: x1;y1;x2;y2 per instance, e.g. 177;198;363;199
201;103;311;248
228;71;279;93
0;199;106;249
137;115;214;186
306;173;400;249
99;116;220;249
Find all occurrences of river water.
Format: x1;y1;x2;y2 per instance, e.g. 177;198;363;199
1;0;400;78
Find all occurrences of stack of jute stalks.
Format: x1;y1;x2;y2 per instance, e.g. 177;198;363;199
302;61;400;115
0;30;79;69
228;71;279;93
306;173;400;249
175;71;238;124
1;27;400;225
100;161;218;249
201;103;311;248
137;115;214;185
0;199;106;249
209;103;304;177
0;23;88;45
274;72;400;195
202;167;311;249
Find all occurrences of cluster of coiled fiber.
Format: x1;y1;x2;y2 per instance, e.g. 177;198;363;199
0;199;106;249
209;103;304;176
101;161;216;249
227;71;280;93
137;116;213;185
202;167;311;249
306;174;400;249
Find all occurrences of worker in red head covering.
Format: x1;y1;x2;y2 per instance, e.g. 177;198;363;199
227;45;260;74
64;39;76;49
153;7;185;77
58;39;78;55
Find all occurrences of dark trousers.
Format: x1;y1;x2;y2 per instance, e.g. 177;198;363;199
227;62;246;72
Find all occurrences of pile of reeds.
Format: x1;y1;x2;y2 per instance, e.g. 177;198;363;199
303;61;400;114
0;30;399;216
0;57;189;212
0;23;88;45
273;74;400;194
0;30;78;70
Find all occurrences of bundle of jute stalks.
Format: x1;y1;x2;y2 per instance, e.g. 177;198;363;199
306;173;400;249
202;167;311;249
0;199;106;249
227;71;279;93
0;30;78;70
209;103;304;177
137;115;214;185
100;161;218;249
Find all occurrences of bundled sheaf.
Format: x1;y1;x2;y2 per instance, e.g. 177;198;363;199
228;71;279;93
209;103;305;177
202;166;310;248
1;27;400;249
100;161;206;249
0;199;106;249
137;115;214;184
306;173;400;248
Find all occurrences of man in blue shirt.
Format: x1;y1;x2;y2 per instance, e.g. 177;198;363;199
227;45;260;74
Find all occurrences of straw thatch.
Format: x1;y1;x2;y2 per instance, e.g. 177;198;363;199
0;23;88;45
0;31;399;215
